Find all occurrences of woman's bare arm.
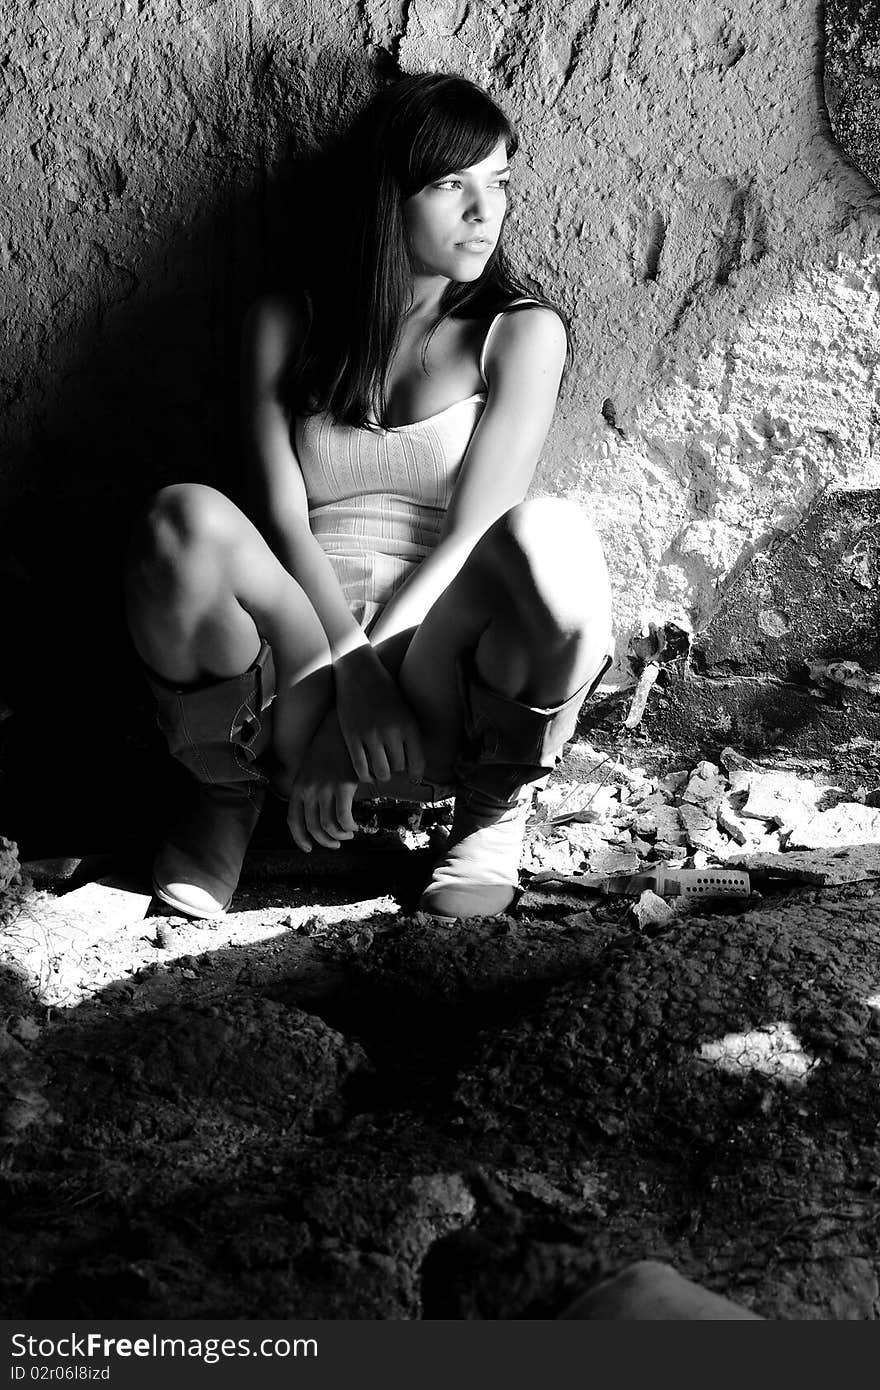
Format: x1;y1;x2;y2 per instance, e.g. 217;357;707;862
241;294;424;787
367;305;568;653
241;295;371;664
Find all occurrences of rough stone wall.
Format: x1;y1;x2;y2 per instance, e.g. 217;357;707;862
2;0;878;685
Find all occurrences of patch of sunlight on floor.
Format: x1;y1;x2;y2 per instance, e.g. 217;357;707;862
696;1021;818;1084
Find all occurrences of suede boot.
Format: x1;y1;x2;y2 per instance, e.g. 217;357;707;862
418;652;612;921
145;644;275;918
152;780;267;918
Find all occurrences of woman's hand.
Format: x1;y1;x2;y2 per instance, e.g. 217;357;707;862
333;647;425;784
287;709;359;852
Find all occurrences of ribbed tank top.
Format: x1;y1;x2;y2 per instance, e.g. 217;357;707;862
294;298;541;632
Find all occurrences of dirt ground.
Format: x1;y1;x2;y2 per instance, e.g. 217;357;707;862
2;765;880;1320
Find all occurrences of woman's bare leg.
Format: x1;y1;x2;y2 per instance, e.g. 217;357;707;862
124;483;332;779
399;497;613;780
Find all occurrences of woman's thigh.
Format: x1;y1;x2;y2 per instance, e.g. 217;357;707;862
397;499;613;780
126;483;322;687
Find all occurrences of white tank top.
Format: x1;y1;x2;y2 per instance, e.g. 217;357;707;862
294;298;542;631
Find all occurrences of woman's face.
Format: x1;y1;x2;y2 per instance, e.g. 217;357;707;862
403;139;510;283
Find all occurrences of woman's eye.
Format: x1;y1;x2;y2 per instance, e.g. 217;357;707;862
434;179;461;189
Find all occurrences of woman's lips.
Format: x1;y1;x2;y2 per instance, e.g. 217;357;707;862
457;238;492;252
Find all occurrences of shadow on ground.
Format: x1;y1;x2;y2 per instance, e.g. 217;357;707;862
2;867;880;1320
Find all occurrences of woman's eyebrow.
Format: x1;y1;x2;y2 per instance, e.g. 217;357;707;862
453;163;511;176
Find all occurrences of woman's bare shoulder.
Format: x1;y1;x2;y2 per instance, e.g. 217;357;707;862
485;303;568;382
243;291;310;394
245;291;309;352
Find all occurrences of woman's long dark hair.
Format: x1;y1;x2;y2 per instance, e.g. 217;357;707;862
282;72;568;428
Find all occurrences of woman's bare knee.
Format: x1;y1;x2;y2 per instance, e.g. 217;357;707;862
482;497;611;639
139;484;240;566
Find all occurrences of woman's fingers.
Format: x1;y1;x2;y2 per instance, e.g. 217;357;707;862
385;732;408;775
304;795;341;849
289;785;356;851
287;796;312;854
402;721;425;779
366;739;392;783
335;784;358;835
346;738;372;783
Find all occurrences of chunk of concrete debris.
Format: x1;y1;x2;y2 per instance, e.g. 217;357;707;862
534;781;619;824
47;878;153;931
727;845;880;886
719;747;762;776
4;877;153;993
784;802;880;850
588;848;642;876
738;771;845;825
681;761;727;814
557;822;614;855
631;889;675;929
521;837;584;875
678;802;728;854
658;769;689;796
717;799;753;846
652;805;688;845
562;744;653;792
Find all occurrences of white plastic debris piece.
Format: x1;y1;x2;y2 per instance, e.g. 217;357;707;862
785;802;880;849
656;866;750;898
807;659;880;697
697;1022;818;1084
623;662;659;729
865;992;880;1011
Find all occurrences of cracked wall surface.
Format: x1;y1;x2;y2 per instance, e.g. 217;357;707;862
1;0;878;684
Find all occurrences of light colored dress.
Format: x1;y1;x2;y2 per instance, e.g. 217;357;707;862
293;298;540;632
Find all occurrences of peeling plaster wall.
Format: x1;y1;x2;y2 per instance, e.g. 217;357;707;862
2;0;879;684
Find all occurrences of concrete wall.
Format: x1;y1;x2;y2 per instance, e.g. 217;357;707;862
2;0;878;685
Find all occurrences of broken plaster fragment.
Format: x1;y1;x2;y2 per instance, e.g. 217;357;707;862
679;802;729;854
681;765;727;814
785;802;880;850
719;747;762;776
717;799;752;846
631;889;675;929
738;771;844;825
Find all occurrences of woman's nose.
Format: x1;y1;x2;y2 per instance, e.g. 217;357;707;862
466;191;490;221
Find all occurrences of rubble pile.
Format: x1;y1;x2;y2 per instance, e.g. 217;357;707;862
521;744;880;899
